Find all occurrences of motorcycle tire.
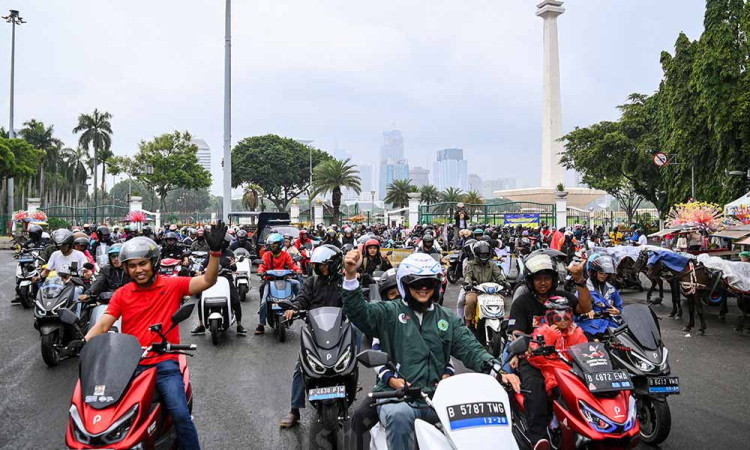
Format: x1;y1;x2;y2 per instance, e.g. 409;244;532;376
491;331;505;359
41;332;61;367
278;316;287;343
637;396;672;445
310;403;341;450
238;285;248;303
210;319;220;346
447;268;458;284
19;285;32;309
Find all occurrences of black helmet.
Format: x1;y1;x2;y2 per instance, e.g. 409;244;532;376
378;268;399;299
119;236;161;270
473;241;492;263
73;236;89;248
165;232;179;241
523;253;559;292
52;229;75;247
96;226;110;241
422;234;434;246
237;229;248;240
28;224;43;241
310;244;343;278
326;229;337;239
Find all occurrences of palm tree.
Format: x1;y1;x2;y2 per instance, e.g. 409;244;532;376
65;147;90;207
420;184;440;206
242;183;263;211
463;190;484;216
73;109;113;202
313;158;362;224
19;119;63;205
385;179;417;208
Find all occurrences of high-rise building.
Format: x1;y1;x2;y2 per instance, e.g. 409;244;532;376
334;148;352;161
482;178;517;199
379;161;410;200
468;174;482;193
377;129;409;199
357;164;374;200
191;139;212;173
432;148;468;191
410;167;430;188
380;130;404;162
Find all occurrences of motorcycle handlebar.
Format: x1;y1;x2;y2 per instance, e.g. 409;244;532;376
369;390;405;400
170;344;197;351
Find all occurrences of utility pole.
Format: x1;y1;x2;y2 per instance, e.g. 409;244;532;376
4;9;25;225
222;0;232;223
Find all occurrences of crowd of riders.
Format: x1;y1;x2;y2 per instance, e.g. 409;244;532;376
10;210;669;450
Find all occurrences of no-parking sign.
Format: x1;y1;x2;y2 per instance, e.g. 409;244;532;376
653;152;668;167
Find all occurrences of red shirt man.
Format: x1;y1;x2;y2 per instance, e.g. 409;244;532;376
257;250;300;274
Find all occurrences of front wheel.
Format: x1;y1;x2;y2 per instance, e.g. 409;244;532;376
209;319;220;346
41;332;61;367
491;331;505;359
310;403;342;450
447;267;458;284
238;284;248;303
19;285;32;309
277;316;287;343
637;396;672;445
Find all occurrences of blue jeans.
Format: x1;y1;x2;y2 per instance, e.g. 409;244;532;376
258;279;301;326
291;357;306;409
136;360;201;450
377;401;439;450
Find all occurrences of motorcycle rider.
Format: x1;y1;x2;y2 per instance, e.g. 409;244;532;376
463;240;509;327
322;228;342;248
342;226;356;246
229;229;255;254
508;252;592;448
341;251;522;450
294;229;313;250
90;225;113;258
35;229;89;281
81;222;229;450
192;233;246;336
279;245;345;428
190;228;210;252
282;234;300;258
73;236;95;266
360;238;392;286
23;223;48;249
576;254;622;341
183;228;197;248
256;233;302;335
79;243;131;302
417;233;440;255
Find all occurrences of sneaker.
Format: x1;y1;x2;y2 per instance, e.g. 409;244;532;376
280;409;300;428
533;439;551;450
11;297;21;304
254;324;265;335
191;324;206;335
236;324;247;335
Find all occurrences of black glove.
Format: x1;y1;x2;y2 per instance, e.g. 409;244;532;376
63;339;86;357
207;221;228;252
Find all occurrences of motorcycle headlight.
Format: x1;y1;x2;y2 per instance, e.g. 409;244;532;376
659;347;670;371
305;350;327;375
579;400;617;433
334;345;352;373
69;403;139;445
629;351;656;372
623;396;637;431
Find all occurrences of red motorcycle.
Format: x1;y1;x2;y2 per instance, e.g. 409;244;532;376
63;304;197;449
159;258;183;277
507;337;640;450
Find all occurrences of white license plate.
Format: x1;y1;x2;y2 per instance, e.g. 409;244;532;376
308;385;346;401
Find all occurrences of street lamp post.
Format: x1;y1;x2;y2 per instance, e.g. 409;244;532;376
222;0;232;223
3;9;25;225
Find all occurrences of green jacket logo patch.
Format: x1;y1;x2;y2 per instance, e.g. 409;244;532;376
437;319;449;331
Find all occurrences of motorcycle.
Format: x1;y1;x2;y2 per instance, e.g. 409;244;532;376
358;350;520;450
33;270;87;367
282;302;358;450
14;248;44;309
262;269;298;342
467;282;510;358
86;291;122;334
299;242;314;276
601;304;678;445
158;258;183;277
188;250;208;276
63;303;197;449
444;250;462;284
506;337;640;450
233;248;251;302
200;268;236;345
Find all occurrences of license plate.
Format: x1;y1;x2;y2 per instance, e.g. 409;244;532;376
308;385;346;401
446;401;509;430
583;370;632;393
648;376;680;394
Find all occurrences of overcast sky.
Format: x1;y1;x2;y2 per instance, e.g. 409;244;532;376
2;1;706;193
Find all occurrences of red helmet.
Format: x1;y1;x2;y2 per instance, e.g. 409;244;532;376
365;239;380;250
300;229;308;237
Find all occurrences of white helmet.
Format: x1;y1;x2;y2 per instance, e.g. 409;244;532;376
396;253;442;299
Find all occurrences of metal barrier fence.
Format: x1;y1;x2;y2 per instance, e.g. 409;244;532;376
45;204;130;226
419;201;556;226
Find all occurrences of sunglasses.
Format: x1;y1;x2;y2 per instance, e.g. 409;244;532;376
549;311;572;323
409;278;437;290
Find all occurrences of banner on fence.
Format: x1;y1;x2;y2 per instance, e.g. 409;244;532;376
504;213;540;227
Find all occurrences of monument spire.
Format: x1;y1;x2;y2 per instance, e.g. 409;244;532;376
537;0;565;188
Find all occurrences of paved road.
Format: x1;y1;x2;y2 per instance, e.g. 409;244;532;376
0;250;749;449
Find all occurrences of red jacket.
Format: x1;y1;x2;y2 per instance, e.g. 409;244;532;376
257;250;300;274
528;323;588;394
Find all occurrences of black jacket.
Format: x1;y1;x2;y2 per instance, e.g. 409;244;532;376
85;266;131;297
292;274;342;311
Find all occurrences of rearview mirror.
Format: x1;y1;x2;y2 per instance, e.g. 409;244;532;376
170;302;195;326
59;308;78;325
508;334;531;355
356;350;390;368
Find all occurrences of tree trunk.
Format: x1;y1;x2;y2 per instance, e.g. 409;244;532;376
332;187;342;225
101;161;107;195
39;162;45;205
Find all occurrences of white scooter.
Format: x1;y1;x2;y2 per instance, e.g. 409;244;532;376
470;282;510;358
358;350;520;450
233;248;251;302
199;269;235;345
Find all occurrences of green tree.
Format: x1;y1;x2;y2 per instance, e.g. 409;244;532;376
441;187;464;203
231;134;332;211
419;184;440;205
125;131;211;212
73;109;113;200
313;158;362;224
18;119;63;204
385;179;417;208
0;137;45;202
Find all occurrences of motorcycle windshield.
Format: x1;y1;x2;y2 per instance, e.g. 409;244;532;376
96;244;110;269
41;277;65;301
621;304;661;350
308;307;344;350
79;333;142;410
233;248;249;258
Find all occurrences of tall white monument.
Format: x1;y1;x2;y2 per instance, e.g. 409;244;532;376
537;0;565;188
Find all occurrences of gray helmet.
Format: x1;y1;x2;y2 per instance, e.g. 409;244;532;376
52;229;75;247
473;240;492;263
119;236;161;270
310;244;343;277
378;268;399;299
73;236;89;248
165;232;179;241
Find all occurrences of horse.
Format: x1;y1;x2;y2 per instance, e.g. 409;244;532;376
632;249;668;306
613;255;645;292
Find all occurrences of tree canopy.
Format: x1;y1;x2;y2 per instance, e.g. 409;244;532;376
231;134;332;211
313;158;361;224
385;179;417;208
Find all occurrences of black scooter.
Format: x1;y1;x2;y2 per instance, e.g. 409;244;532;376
600;304;679;445
281;301;358;450
445;250;462;284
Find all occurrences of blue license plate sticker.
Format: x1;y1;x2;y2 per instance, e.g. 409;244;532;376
309;385;346;401
447;401;509;430
648;376;680;394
